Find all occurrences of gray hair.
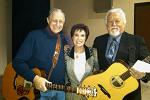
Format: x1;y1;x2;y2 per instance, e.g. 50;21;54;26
105;8;126;24
48;8;65;22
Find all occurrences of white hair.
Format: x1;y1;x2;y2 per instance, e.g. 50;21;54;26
105;8;126;25
48;8;65;22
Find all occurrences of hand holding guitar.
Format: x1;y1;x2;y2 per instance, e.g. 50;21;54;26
33;75;52;92
130;68;146;79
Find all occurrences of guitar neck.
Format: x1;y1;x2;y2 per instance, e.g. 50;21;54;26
120;70;131;81
45;83;77;93
45;83;97;97
143;55;150;64
120;55;150;81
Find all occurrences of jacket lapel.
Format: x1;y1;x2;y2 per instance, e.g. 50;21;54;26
115;32;129;60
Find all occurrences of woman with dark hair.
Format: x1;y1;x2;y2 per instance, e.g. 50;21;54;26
65;23;99;100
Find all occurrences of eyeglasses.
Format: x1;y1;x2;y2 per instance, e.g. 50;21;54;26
51;19;64;24
107;20;121;25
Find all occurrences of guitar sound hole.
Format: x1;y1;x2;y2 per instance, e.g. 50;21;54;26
16;85;30;96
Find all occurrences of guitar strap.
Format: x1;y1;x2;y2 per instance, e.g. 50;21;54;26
47;34;61;80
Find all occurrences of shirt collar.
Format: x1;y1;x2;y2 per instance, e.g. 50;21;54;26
45;26;61;38
109;34;122;43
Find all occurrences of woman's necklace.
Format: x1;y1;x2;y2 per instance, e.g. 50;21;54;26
75;53;79;59
74;47;85;59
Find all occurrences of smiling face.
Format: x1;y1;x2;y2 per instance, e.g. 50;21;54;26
106;12;126;37
47;11;65;34
72;29;86;48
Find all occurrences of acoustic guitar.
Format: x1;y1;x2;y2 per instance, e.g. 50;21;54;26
81;55;150;100
2;56;150;100
2;63;97;100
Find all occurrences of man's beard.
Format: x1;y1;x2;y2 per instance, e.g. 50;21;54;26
109;28;121;37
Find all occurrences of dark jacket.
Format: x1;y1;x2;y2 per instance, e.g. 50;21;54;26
93;32;150;100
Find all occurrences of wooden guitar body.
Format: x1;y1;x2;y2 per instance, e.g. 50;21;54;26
2;63;34;99
2;63;96;100
2;63;41;100
81;61;139;100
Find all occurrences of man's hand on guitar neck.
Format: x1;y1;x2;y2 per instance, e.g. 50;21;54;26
130;68;146;79
33;75;52;92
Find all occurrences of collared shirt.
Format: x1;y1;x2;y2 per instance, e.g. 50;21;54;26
13;27;67;84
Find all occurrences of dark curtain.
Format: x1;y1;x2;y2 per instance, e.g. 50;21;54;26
12;0;50;58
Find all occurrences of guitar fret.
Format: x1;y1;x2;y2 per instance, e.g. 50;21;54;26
66;86;70;92
143;56;150;64
52;84;54;90
66;86;76;93
61;85;63;91
58;84;60;90
72;87;76;93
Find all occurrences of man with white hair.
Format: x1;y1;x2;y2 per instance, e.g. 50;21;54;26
93;8;150;100
13;8;67;100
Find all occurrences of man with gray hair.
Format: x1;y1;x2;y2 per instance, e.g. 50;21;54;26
93;8;150;100
13;8;67;100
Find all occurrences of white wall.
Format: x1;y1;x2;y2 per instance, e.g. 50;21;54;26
51;0;150;46
0;0;7;75
0;0;11;75
51;0;107;46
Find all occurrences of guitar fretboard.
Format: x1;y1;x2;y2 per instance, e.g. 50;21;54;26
45;83;77;93
120;70;130;81
120;55;150;81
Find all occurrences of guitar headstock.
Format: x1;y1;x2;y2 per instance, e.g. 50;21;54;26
77;87;97;97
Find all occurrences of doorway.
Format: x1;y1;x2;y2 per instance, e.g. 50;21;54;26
134;2;150;51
